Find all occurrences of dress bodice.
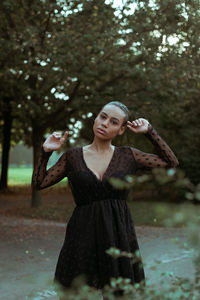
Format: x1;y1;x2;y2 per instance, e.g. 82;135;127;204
31;123;179;207
63;146;135;206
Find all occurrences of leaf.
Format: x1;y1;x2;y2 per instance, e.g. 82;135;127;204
185;192;194;200
109;177;131;189
194;192;200;201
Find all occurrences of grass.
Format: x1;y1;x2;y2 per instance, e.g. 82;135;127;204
8;167;67;186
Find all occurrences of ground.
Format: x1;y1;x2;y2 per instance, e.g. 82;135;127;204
0;214;195;300
0;187;197;299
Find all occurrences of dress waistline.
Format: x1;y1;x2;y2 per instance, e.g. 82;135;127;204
76;198;126;207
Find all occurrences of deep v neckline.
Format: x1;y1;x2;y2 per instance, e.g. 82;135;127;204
80;146;117;182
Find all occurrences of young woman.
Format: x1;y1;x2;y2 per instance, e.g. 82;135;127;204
31;101;179;299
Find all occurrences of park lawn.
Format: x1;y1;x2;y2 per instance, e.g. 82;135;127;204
8;167;67;186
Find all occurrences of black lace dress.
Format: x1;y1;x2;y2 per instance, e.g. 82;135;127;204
31;123;179;291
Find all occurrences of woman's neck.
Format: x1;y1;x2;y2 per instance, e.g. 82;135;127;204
88;137;114;153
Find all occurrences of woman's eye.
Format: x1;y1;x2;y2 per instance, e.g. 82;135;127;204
100;115;118;125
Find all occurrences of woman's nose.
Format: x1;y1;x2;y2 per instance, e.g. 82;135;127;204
102;119;109;127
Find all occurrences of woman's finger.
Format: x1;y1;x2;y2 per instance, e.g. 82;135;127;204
52;133;61;139
127;120;136;127
129;126;137;133
127;123;137;132
60;131;68;144
63;131;68;139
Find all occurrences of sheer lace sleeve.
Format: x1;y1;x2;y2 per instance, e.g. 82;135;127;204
31;146;68;190
131;123;179;171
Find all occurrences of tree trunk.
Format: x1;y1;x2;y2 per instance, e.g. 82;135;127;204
0;98;13;191
31;128;43;207
31;188;41;208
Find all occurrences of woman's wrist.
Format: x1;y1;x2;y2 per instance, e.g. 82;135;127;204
144;123;153;134
42;145;53;153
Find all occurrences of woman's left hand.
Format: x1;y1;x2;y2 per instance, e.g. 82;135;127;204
127;118;150;134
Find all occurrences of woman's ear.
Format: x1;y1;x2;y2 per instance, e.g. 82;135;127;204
118;126;126;135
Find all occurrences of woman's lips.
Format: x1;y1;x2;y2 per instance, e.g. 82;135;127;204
97;128;106;134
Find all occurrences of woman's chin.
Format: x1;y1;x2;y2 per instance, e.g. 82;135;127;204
94;133;105;138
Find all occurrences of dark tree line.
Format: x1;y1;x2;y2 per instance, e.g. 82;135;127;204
0;0;199;206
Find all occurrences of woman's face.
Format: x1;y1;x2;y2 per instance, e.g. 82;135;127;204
93;104;126;140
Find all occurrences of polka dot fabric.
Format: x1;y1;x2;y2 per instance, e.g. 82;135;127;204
31;123;179;292
131;123;179;171
31;147;68;190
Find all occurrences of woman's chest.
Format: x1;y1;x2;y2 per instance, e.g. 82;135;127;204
82;150;115;181
66;146;136;185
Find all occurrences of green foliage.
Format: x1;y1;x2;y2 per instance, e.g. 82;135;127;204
0;0;199;185
0;1;199;197
109;167;200;203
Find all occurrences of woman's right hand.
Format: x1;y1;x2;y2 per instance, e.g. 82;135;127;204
43;131;68;152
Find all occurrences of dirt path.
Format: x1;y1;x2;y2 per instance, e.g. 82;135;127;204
0;215;195;300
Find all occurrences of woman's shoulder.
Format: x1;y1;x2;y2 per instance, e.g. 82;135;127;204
117;145;133;156
63;147;81;169
117;145;132;151
65;146;81;155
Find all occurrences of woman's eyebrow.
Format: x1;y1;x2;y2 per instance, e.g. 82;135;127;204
101;112;120;121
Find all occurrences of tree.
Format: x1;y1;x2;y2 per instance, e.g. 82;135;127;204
1;0;200;202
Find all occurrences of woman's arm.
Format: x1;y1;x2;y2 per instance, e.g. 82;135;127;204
130;123;179;171
31;146;68;190
31;130;69;190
